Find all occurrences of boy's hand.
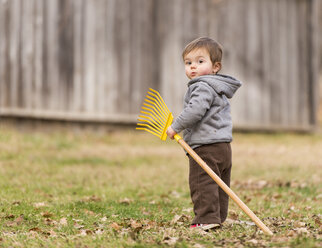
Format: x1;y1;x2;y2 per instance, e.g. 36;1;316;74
166;126;177;140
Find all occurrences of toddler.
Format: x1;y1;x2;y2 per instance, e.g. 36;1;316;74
167;37;242;231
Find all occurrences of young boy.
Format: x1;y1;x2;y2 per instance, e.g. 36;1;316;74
166;37;241;231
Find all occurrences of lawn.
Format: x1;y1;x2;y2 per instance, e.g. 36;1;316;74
0;126;321;247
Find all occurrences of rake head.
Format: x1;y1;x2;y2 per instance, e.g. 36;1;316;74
136;88;173;141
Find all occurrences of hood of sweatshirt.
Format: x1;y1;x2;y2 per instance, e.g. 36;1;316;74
188;74;242;99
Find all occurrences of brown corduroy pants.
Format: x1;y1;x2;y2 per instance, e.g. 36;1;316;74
188;142;232;224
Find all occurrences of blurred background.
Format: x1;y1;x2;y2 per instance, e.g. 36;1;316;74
0;0;321;131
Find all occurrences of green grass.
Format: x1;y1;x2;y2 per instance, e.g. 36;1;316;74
0;127;321;247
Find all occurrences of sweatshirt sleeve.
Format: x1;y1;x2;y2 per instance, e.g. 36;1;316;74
171;82;214;133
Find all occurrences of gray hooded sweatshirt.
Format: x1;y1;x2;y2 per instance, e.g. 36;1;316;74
171;74;242;149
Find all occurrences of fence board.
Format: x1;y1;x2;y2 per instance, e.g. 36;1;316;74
0;0;6;107
0;0;319;130
105;0;117;114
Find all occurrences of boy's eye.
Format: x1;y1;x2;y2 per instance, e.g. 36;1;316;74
185;61;191;65
199;60;204;64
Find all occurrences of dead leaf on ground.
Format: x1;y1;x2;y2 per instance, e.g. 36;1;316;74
29;227;42;233
81;195;102;202
59;217;68;226
74;223;85;229
5;214;15;219
41;211;53;218
12;201;21;206
293;221;306;228
44;218;58;226
34;202;46;208
162;236;179;246
170;214;190;225
296;227;310;234
7;215;25;226
119;198;133;205
80;229;93;236
84;209;95;215
100;216;108;222
95;229;104;235
110;222;121;231
130;220;143;231
228;210;239;220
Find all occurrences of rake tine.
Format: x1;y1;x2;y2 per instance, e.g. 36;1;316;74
138;114;164;132
139;112;164;130
146;93;169;116
141;107;165;126
137;119;163;135
149;88;171;114
136;127;161;138
144;97;168;121
136;124;162;138
142;103;167;123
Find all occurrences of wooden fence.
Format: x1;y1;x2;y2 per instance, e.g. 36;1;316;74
0;0;320;130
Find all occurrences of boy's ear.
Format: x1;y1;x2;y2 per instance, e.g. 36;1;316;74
213;62;221;74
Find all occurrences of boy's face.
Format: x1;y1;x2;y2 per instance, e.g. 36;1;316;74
183;48;221;79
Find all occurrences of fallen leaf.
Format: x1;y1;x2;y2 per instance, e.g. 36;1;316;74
228;210;239;220
39;230;55;237
81;195;102;202
44;218;58;226
5;214;15;219
293;221;306;228
130;220;143;232
110;222;121;231
247;239;258;245
272;236;289;242
100;216;108;222
80;229;93;235
193;244;206;248
95;229;104;235
41;212;53;218
119;198;133;205
163;236;179;245
182;208;193;213
14;215;24;225
296;227;309;234
74;223;85;229
34;202;46;208
29;227;42;233
170;214;190;225
59;218;68;226
84;209;95;215
80;230;87;236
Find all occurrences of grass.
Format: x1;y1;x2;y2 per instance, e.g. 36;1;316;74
0;127;321;247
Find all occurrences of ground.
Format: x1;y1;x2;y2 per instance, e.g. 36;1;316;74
0;127;321;247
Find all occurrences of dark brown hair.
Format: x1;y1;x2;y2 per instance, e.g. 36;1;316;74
182;37;223;65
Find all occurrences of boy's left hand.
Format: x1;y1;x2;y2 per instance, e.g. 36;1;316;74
166;126;177;140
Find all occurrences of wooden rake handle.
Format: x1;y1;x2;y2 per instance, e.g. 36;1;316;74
174;135;273;235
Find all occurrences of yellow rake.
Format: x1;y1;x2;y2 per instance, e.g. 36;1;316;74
136;88;273;235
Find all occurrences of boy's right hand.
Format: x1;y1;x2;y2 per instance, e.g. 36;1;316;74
166;126;177;140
